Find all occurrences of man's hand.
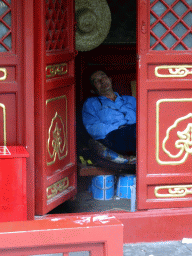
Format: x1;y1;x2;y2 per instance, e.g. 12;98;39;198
118;125;127;129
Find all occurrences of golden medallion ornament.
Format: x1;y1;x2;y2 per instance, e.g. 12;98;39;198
47;112;68;166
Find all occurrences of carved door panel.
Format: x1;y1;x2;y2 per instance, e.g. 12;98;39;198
34;0;76;215
137;0;192;209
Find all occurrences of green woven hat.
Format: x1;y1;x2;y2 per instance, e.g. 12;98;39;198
75;0;111;51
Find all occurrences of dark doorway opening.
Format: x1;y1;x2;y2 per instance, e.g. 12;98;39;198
48;0;137;215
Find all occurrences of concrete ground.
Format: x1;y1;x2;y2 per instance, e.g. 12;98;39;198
31;241;192;255
123;241;192;256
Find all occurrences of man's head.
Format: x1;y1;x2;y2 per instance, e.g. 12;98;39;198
90;71;113;96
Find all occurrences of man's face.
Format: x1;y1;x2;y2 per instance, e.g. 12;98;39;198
91;71;113;96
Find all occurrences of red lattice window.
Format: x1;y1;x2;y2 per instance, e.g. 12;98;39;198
45;0;68;52
0;0;11;52
150;0;192;50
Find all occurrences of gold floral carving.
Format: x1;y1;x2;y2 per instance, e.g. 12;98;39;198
46;63;67;78
0;103;6;146
47;112;68;166
47;177;69;200
156;98;192;165
155;65;192;78
162;114;192;163
155;185;192;198
0;68;7;81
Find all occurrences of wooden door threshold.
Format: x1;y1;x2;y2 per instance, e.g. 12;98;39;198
37;207;192;244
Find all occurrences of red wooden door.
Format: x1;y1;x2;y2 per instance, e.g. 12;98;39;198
137;0;192;209
34;0;77;215
0;0;23;146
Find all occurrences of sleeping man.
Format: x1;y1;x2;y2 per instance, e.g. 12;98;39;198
82;70;136;156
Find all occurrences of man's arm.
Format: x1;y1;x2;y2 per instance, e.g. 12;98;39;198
120;96;136;124
82;98;125;140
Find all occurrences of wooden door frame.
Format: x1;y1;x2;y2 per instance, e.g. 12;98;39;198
23;0;35;220
44;208;192;243
19;0;192;245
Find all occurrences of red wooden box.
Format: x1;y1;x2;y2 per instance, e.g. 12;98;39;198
0;146;29;222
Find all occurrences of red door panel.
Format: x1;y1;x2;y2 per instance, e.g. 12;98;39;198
0;0;24;147
0;94;17;145
34;0;76;215
0;0;35;220
137;0;192;209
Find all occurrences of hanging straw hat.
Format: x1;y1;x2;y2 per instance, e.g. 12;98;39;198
75;0;111;51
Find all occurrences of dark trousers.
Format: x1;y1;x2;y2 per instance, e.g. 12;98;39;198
98;123;136;155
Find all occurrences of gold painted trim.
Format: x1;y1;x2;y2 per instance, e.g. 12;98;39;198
46;95;67;105
0;103;6;146
156;98;192;165
155;184;192;198
0;68;7;81
46;63;67;78
46;95;68;166
46;177;69;200
155;65;192;78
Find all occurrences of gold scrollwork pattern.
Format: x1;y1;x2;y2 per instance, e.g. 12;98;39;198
156;98;192;165
155;65;192;78
0;103;6;146
46;63;67;78
155;185;192;198
46;177;69;200
46;95;68;166
0;68;7;81
47;111;68;166
162;113;192;164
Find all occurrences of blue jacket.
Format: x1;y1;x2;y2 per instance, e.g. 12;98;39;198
82;93;136;140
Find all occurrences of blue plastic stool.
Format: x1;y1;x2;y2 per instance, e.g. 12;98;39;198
116;175;136;199
91;175;115;200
